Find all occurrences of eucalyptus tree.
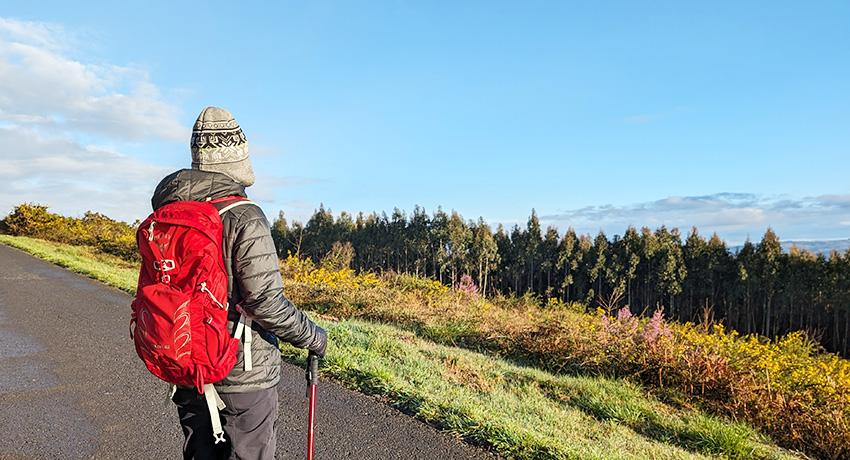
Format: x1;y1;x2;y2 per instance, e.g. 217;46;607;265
756;228;782;336
409;206;431;277
683;227;709;322
653;226;687;316
587;231;609;304
736;240;757;333
620;226;642;308
525;210;543;293
470;217;500;296
446;211;472;285
493;224;513;293
430;208;450;283
540;226;560;295
556;227;580;302
390;208;407;272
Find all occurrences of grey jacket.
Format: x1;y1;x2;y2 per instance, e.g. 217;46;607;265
152;169;326;393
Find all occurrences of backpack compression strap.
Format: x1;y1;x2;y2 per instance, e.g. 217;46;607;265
233;315;253;372
203;383;227;444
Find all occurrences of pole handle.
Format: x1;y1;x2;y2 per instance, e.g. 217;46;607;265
305;352;320;396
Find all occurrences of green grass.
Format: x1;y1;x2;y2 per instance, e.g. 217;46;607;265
283;319;798;460
0;235;802;460
0;234;138;292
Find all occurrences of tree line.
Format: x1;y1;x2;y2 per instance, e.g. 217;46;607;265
271;205;850;356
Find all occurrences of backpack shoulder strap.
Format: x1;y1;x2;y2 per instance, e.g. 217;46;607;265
217;200;256;216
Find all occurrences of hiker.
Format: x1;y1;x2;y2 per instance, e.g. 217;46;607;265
148;106;327;459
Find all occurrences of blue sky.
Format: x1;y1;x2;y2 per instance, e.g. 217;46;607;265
1;1;849;244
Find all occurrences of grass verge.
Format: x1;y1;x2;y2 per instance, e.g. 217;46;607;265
0;236;802;459
285;318;798;459
0;234;137;292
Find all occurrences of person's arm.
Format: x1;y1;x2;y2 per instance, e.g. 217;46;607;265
231;207;327;355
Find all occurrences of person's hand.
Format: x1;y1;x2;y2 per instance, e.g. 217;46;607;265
309;325;327;358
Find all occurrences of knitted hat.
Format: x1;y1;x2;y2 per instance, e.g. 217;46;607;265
190;106;255;187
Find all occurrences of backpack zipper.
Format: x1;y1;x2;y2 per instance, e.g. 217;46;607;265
199;282;226;310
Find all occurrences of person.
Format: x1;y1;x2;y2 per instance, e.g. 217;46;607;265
151;106;327;460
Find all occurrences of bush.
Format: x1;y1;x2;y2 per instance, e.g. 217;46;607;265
320;241;355;271
390;273;450;296
1;203;138;262
454;274;479;299
2;203;64;238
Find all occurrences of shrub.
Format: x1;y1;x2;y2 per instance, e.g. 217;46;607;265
389;273;450;297
454;274;479;299
320;241;355;271
1;204;138;262
2;203;64;238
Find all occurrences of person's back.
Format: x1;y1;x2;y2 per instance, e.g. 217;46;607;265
152;106;327;460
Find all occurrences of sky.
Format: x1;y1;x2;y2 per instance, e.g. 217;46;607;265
0;1;848;244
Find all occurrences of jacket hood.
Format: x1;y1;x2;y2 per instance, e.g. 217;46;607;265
151;169;247;210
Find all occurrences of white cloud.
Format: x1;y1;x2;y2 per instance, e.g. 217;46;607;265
0;17;188;222
0;17;68;51
0;125;169;222
0;18;184;141
541;193;850;244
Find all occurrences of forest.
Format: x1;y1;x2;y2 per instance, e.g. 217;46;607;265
272;205;850;356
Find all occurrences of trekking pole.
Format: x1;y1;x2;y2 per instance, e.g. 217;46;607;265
305;352;320;460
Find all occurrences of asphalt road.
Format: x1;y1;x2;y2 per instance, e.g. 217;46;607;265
0;243;495;460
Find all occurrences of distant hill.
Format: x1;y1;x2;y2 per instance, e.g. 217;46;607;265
730;239;850;255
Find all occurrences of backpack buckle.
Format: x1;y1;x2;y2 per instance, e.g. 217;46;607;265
161;274;171;284
153;259;176;272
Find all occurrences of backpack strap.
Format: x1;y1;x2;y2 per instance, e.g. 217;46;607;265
243;317;253;372
233;315;253;372
202;383;227;444
217;199;256;216
214;196;258;372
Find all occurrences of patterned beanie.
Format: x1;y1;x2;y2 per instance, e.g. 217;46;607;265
190;106;255;187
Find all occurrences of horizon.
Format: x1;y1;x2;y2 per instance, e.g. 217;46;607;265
1;2;849;244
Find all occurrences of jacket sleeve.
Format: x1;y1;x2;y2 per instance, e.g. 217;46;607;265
231;208;325;352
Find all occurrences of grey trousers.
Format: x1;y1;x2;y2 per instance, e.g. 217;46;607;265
173;386;279;460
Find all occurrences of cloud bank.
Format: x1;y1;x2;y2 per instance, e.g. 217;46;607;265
0;125;169;221
0;18;184;140
541;193;850;244
0;18;183;222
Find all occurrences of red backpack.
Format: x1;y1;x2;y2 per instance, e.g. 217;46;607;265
131;196;255;443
